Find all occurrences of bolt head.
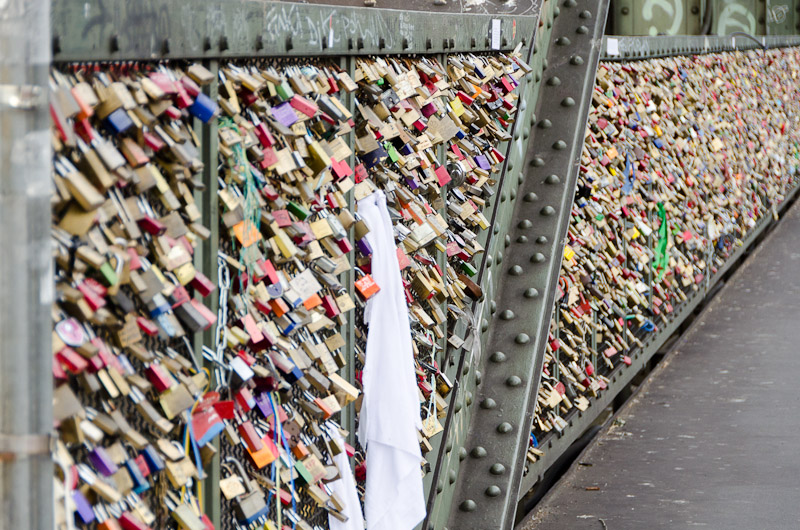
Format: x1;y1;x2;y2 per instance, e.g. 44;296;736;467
524;288;539;298
500;310;515;320
518;219;533;229
562;97;576;107
542;205;556;216
517;235;529;244
506;375;522;387
490;463;506;475
497;422;513;434
515;333;531;344
480;398;497;410
491;351;507;363
524;192;539;203
471;446;488;458
553;140;567;150
536;235;548;244
509;265;523;276
545;174;561;184
460;500;477;512
486;485;502;497
531;252;546;263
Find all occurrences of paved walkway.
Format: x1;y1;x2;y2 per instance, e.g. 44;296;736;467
522;201;800;530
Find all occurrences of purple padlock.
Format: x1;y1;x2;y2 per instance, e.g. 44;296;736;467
72;490;96;524
356;237;373;257
88;446;118;477
254;392;273;419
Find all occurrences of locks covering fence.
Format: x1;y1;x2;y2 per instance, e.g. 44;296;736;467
525;47;800;479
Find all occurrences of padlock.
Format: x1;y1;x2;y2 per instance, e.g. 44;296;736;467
354;268;380;300
224;456;270;525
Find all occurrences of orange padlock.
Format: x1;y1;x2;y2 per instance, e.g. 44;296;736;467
354;269;380;300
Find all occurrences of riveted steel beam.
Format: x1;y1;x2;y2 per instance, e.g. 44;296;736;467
50;0;538;62
601;34;800;60
444;0;610;528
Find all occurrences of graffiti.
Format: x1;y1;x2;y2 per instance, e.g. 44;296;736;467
642;0;684;35
617;37;653;56
716;0;757;34
767;3;790;24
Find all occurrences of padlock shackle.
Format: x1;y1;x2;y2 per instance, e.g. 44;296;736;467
223;456;255;494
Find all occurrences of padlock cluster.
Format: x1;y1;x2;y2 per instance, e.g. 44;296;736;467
51;63;221;530
206;50;529;528
527;48;800;464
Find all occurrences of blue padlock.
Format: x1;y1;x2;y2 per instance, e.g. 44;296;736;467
189;92;218;123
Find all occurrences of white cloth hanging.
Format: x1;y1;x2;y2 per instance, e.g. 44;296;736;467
356;190;426;530
325;425;365;530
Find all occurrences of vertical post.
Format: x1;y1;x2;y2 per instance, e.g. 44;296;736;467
0;0;53;528
195;59;221;529
342;55;358;445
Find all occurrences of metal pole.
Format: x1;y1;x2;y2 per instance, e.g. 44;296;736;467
0;0;53;528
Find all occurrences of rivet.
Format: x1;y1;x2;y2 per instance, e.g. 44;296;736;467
475;371;482;385
481;398;497;409
446;439;454;453
524;288;539;298
501;192;507;203
531;157;545;167
553;6;560;16
500;310;515;320
481;319;489;332
576;25;589;34
449;470;458;484
562;97;576;107
493;225;500;235
524;192;538;202
547;76;561;86
510;188;517;200
486;254;494;265
490;463;506;475
515;333;530;344
495;253;503;265
490;351;507;363
531;252;546;263
463;364;470;376
437;479;444;493
509;265;523;276
490;300;497;313
564;0;577;6
536;235;548;244
497;422;513;434
471;446;488;458
553;140;567;150
535;71;542;82
545;174;561;184
454;400;463;413
570;55;585;65
539;119;553;129
542;205;556;216
556;36;571;46
518;174;524;185
460;500;477;512
504;234;512;247
459;447;468;461
517;235;529;244
466;392;473;405
506;375;522;387
486;485;502;497
518;219;533;229
579;9;592;18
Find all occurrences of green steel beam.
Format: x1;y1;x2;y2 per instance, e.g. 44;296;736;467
50;0;539;61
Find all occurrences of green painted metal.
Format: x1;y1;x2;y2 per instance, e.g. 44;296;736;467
611;0;705;35
601;34;800;59
50;0;538;61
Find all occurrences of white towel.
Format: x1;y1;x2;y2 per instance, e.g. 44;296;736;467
356;191;426;530
326;425;365;530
